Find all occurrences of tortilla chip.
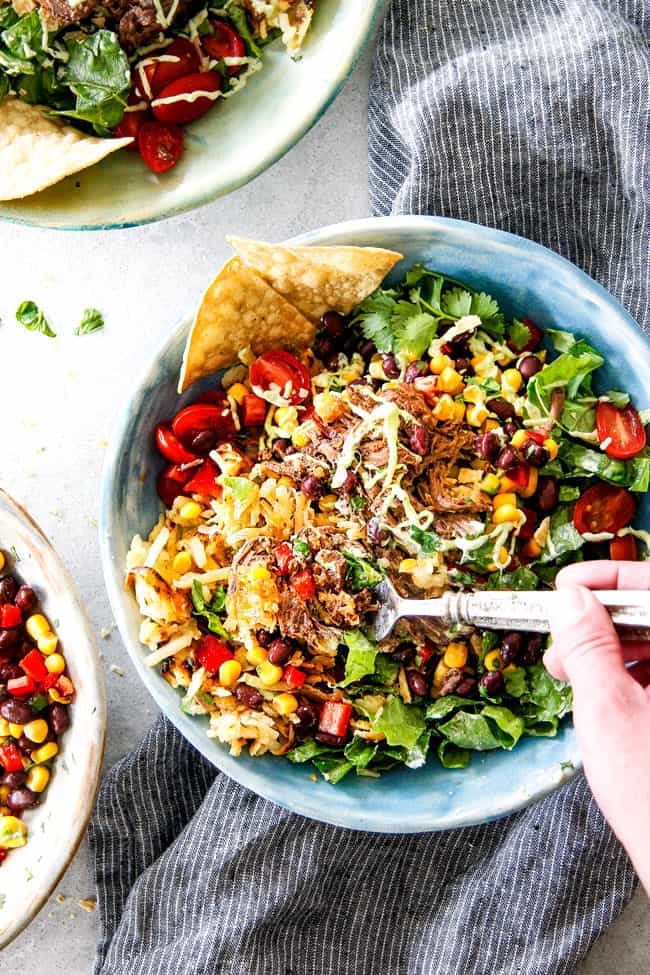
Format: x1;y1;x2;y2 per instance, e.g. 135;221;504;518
0;95;131;201
178;257;316;393
226;236;403;321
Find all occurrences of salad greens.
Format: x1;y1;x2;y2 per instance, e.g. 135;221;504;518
15;300;55;337
75;308;105;336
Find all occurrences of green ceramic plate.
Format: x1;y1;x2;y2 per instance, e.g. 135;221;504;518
0;0;385;230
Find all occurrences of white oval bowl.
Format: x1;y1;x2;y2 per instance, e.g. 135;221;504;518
0;489;106;949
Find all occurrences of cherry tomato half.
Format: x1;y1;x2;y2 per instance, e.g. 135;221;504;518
172;402;235;447
202;20;245;75
609;535;638;560
156;463;195;506
195;389;228;406
249;350;311;406
152;38;201;93
184;459;221;498
573;483;635;535
137;121;184;173
155;422;198;464
133;60;158;100
596;402;646;459
113;91;150;147
152;71;222;126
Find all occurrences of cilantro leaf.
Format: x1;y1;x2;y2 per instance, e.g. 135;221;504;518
506;318;533;351
74;307;104;336
393;309;438;359
16;300;55;337
411;525;445;554
352;290;398;353
441;287;472;319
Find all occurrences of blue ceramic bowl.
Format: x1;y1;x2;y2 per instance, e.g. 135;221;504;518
100;216;650;832
0;0;385;230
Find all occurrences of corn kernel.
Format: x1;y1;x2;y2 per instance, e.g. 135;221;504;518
275;405;299;434
452;401;466;422
482;418;500;433
0;815;27;848
8;724;23;739
503;664;517;674
544;438;559;460
26;766;50;793
313;392;344;424
487;547;510;571
433;394;455;421
227;382;249;404
319;494;337;512
173;551;193;574
179;501;202;522
0;552;4;572
26;614;50;640
274;692;298;716
510;429;529;448
218;659;242;687
24;719;49;744
32;742;58;764
463;385;484;405
37;633;58;655
522;538;543;559
438;367;464;396
277;477;294;490
246;643;268;666
466;403;488;427
518;466;539;498
444;641;468;669
398;559;417;573
493;503;521;525
493;492;517;510
480;473;501;496
433;658;450;687
0;786;8;804
0;719;8;737
430;353;452;374
291;426;311;448
257;660;284;687
502;368;523;392
368;356;386;379
45;653;66;675
484;649;503;671
249;564;271;582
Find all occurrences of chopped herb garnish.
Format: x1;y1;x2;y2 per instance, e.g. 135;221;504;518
16;300;55;337
74;307;104;336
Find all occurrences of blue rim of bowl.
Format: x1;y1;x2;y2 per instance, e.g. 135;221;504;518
2;1;388;232
99;215;649;831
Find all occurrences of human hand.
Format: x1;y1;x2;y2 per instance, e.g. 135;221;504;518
545;561;650;892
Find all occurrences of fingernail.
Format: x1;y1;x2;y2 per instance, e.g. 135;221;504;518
554;585;591;620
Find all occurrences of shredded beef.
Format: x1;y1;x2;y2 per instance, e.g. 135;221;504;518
38;0;98;25
116;0;197;51
439;667;465;697
313;550;347;591
316;590;362;628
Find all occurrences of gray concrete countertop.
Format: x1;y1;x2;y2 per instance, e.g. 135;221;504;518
1;47;647;974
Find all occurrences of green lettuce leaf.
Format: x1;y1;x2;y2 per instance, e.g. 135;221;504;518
343;551;383;592
1;11;47;61
311;755;354;783
481;705;525;749
487;566;538;591
372;695;426;750
343;737;378;769
437;739;471;769
191;580;229;639
60;30;130;135
340;630;378;687
540;504;584;563
437;711;502;750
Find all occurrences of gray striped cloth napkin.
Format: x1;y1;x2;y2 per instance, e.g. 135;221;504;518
91;2;649;971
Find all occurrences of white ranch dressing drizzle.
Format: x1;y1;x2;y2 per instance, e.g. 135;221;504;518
617;526;650;549
136;53;180;99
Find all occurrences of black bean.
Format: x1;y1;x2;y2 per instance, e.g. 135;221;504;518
522;634;546;664
342;334;358;356
409;424;431;456
480;671;505;696
15;640;35;661
0;628;20;652
503;419;519;438
519;355;542;381
1;771;26;789
315;335;336;363
267;639;292;666
0;697;33;724
235;684;264;709
7;787;39;812
315;730;348;747
525;443;550;468
497;447;518;470
367;518;388;545
300;475;323;499
406;670;428;697
475;432;499;462
382;353;400;378
272;438;294;460
489;398;515;420
500;632;523;665
189;430;218;454
14;585;36;615
0;577;17;603
404;361;427;383
455;677;477;697
391;643;416;664
536;476;559;513
359;340;377;361
49;703;70;736
0;664;24;686
321;311;347;340
455;357;471;373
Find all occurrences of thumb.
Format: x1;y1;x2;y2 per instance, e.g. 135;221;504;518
546;586;632;701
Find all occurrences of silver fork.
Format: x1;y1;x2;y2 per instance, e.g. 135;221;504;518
368;576;650;642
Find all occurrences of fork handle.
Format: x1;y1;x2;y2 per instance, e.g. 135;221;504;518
443;589;650;642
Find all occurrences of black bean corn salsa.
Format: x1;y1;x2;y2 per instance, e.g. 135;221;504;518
128;266;650;782
0;553;74;861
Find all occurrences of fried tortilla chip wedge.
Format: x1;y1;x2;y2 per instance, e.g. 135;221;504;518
226;235;403;321
178;257;316;393
0;96;132;201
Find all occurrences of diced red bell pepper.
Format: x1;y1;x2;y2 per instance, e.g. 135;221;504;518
0;849;7;863
240;393;267;428
274;542;294;577
519;508;537;539
7;675;36;697
40;674;60;691
0;604;22;628
184;459;222;498
0;741;25;773
419;640;435;665
195;635;233;675
54;675;74;699
283;665;306;689
507;463;532;488
20;648;49;683
318;700;353;738
526;429;548;446
290;568;316;600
